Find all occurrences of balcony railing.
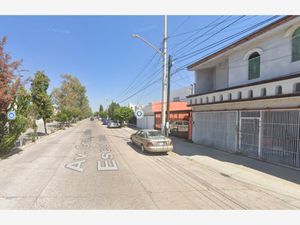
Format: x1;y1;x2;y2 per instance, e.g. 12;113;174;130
187;74;300;106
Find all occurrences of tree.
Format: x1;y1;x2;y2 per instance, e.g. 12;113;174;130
27;103;39;142
31;71;53;135
0;86;31;153
0;37;28;153
51;74;92;122
0;37;21;122
114;107;134;125
99;104;104;113
99;110;108;119
107;102;120;119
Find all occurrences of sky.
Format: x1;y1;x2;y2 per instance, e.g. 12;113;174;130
0;15;281;112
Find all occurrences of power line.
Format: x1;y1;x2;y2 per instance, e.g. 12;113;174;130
169;16;191;37
168;16;248;39
116;67;163;104
174;15;246;59
173;16;280;64
168;15;226;54
113;52;159;101
118;62;162;99
169;16;262;57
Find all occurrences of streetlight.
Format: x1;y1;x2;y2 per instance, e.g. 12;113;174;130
132;16;167;135
131;34;163;55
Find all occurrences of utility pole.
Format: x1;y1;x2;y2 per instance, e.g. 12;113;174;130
166;55;173;137
161;15;167;135
132;15;167;135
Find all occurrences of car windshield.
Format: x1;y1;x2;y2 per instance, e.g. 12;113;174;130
147;131;164;138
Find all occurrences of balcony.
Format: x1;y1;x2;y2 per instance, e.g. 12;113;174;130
187;73;300;108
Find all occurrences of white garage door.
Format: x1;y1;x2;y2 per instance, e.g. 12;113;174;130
136;116;154;129
192;111;238;152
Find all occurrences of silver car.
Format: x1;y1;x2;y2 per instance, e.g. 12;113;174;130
130;129;173;153
170;120;189;133
107;120;121;128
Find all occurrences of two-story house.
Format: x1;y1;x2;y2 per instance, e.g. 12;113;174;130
187;16;300;168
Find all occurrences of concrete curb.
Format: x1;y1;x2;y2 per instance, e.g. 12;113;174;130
1;120;86;159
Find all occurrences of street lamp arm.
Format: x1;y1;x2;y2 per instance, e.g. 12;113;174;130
132;34;163;55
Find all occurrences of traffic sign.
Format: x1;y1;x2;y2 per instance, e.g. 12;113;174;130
135;109;144;119
7;111;16;120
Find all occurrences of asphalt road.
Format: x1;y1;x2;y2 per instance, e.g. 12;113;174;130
0;119;299;209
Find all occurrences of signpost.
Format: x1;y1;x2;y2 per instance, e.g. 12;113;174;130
7;111;16;120
135;109;144;119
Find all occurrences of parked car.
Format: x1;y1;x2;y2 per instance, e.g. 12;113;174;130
130;129;173;153
169;120;189;133
107;120;121;128
102;118;110;125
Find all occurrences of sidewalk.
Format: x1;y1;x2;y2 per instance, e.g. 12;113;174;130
171;137;300;199
122;126;300;199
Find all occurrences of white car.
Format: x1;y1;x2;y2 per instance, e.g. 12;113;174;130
107;120;121;128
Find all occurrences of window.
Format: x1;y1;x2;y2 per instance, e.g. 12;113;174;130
200;98;203;104
237;91;242;99
190;99;192;105
275;85;282;95
194;98;197;104
212;96;215;102
248;90;253;98
248;52;260;80
228;93;232;101
294;83;300;93
292;27;300;62
206;97;209;103
261;88;267;97
139;131;146;138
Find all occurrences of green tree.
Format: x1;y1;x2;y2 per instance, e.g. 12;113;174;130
51;74;92;122
27;104;38;142
0;86;31;153
0;37;29;153
114;107;134;125
99;110;108;119
31;71;53;135
107;102;120;119
99;104;104;113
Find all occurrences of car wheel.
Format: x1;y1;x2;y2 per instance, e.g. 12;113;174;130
140;144;145;153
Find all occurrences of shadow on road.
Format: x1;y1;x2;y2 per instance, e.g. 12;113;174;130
0;148;23;160
172;137;300;185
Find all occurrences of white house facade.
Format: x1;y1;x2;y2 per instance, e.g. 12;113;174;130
187;16;300;168
136;104;155;129
170;86;193;102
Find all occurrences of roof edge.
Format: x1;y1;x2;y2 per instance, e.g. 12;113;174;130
187;15;298;71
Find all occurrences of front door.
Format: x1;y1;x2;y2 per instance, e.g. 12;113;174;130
239;112;261;158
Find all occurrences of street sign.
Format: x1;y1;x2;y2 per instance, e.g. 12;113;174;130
135;109;144;119
7;111;16;120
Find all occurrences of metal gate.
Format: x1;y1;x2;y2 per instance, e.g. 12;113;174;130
192;109;300;168
261;110;300;168
238;110;300;168
239;111;261;158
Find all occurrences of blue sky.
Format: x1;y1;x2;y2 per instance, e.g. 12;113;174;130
0;15;280;111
